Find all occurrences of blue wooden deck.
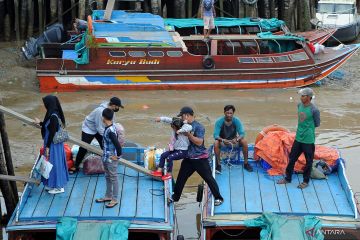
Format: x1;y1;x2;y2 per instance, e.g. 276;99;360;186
213;162;356;218
7;147;174;233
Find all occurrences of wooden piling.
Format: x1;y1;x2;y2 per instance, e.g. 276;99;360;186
14;0;20;42
20;0;28;38
0;0;5;41
38;0;44;35
79;0;85;19
187;0;192;18
50;0;57;22
27;0;34;38
0;106;19;202
0;141;17;220
70;0;76;19
57;0;63;24
219;0;224;17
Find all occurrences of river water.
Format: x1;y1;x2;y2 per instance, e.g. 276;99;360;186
0;43;360;239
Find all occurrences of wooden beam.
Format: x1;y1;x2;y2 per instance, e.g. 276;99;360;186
0;105;160;180
104;0;115;20
0;174;40;185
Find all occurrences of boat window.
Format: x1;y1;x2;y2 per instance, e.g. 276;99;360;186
167;51;183;57
238;57;254;63
273;55;291;62
290;52;309;61
148;51;164;57
129;51;146;57
255;57;273;63
109;51;126;57
318;3;355;14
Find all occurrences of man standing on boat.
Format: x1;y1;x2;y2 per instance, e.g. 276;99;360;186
201;0;216;39
277;88;320;189
213;105;253;174
69;97;124;174
172;107;223;206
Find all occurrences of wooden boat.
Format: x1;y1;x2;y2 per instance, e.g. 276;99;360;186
36;10;359;92
6;145;175;240
200;145;360;240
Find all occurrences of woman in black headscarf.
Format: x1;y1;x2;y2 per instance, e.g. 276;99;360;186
35;95;69;194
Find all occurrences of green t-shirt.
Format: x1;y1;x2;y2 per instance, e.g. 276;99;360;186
295;103;320;144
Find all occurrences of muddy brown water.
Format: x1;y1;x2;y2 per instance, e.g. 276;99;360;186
1;42;360;239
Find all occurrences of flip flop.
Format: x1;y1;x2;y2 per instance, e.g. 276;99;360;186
105;200;118;208
297;182;308;189
276;178;289;184
95;198;112;203
69;167;79;175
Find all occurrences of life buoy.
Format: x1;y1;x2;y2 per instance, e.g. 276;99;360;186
254;124;290;160
87;15;93;34
242;0;258;5
203;56;215;69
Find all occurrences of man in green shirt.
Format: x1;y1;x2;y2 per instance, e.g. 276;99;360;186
277;88;320;189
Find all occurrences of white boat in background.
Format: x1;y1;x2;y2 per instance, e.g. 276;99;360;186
312;0;360;43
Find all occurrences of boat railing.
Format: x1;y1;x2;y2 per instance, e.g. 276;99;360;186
318;7;357;27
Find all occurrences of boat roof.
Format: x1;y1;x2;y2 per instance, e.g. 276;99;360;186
318;0;355;4
204;145;358;226
91;10;176;46
182;32;305;41
165;17;285;30
7;147;174;232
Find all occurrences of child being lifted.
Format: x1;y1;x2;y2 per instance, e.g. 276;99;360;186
152;117;192;180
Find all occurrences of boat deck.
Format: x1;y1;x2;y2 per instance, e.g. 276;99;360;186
214;162;356;218
7;147;174;233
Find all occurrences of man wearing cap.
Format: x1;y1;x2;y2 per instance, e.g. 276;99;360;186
172;106;224;206
277;88;320;189
69;97;124;174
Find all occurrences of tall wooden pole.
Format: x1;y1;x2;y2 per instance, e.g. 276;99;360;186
79;0;85;19
50;0;57;22
38;0;44;34
0;141;17;219
70;0;76;19
0;0;5;41
27;0;34;38
14;0;20;42
57;0;63;24
219;0;224;17
20;0;28;38
0;104;18;202
187;0;192;18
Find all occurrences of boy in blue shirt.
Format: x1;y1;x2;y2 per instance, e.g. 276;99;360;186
95;108;122;208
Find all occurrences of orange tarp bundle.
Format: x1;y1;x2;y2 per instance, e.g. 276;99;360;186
255;131;339;176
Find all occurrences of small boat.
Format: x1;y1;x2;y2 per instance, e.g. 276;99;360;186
6;145;175;240
36;10;360;92
200;145;360;240
312;0;360;44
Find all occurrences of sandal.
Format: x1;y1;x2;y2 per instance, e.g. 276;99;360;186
105;200;118;208
95;198;112;203
277;178;290;184
69;167;79;175
297;182;309;189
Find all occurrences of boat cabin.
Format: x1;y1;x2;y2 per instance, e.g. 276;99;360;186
316;0;358;27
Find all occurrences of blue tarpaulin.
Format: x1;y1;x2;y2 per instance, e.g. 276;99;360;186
164;17;285;31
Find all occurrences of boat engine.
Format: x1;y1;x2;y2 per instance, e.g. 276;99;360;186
21;23;66;60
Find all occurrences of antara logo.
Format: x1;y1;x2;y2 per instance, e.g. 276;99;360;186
306;228;346;236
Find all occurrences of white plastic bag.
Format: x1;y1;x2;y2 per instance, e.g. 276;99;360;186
35;155;53;179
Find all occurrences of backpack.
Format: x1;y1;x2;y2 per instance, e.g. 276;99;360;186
114;123;125;146
203;0;213;11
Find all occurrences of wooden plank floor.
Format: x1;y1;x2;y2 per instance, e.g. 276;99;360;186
214;162;355;217
18;165;165;222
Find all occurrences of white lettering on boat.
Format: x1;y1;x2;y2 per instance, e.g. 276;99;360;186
106;59;160;65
